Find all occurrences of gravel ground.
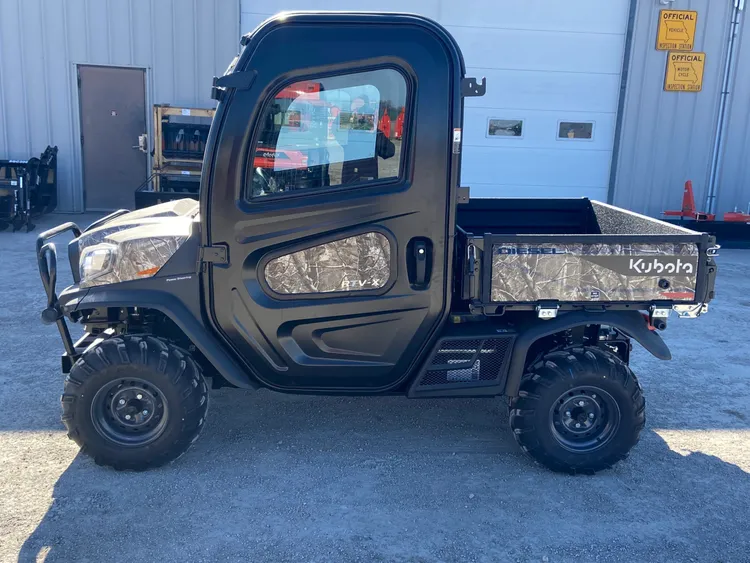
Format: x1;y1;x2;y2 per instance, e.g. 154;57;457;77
1;213;749;563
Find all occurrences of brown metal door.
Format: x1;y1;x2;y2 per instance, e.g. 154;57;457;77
78;65;147;210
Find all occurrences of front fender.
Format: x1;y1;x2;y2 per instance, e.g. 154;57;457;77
504;310;670;398
63;278;258;390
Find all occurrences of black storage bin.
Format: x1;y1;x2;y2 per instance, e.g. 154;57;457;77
0;160;31;231
27;145;58;214
0;145;58;231
162;123;211;160
135;174;200;209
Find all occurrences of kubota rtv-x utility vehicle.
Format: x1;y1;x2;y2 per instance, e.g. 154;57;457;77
37;12;718;472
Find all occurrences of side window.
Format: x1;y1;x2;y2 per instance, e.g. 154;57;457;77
248;69;407;198
264;232;391;294
558;121;594;140
487;118;523;138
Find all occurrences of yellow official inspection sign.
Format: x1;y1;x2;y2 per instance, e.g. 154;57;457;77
657;10;697;51
664;52;705;92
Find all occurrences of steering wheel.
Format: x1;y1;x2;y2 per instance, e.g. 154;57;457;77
252;167;278;196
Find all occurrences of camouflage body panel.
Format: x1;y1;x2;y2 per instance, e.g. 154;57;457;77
265;232;391;294
490;242;699;302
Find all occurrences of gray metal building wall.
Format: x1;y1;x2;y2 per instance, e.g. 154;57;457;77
0;0;240;212
715;6;750;216
612;0;750;219
612;0;734;217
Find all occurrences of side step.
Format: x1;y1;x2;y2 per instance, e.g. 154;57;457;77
408;325;516;398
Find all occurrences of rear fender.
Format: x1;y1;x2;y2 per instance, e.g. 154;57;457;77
504;310;670;398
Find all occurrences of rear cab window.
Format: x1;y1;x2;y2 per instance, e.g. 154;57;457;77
246;68;408;199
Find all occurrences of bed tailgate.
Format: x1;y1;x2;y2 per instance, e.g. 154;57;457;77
483;236;717;305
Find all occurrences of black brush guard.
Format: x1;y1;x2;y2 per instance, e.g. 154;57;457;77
36;210;129;360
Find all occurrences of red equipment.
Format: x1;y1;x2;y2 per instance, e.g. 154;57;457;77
663;180;715;221
253;148;308;170
723;208;750;223
276;80;321;99
378;112;391;138
395;107;405;139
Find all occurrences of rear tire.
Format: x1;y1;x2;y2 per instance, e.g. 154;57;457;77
62;335;209;470
509;346;645;474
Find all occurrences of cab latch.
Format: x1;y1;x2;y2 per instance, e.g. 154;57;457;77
461;77;486;97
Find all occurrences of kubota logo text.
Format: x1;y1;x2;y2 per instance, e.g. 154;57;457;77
628;258;694;274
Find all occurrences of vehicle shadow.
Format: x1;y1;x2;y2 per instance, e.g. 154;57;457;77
16;389;750;563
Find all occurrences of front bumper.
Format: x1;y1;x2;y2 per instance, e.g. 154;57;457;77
36;210;129;362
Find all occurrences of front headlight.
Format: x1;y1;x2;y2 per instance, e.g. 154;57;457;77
74;202;196;288
78;237;187;288
80;243;117;285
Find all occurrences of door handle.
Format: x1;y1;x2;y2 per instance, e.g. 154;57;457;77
408;237;432;288
413;240;429;285
132;133;148;153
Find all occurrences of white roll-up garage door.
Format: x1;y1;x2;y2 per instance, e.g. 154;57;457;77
241;0;631;201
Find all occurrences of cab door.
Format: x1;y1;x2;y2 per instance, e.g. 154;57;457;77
203;13;464;392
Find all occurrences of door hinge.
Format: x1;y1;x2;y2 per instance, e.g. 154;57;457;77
456;186;470;204
461;77;487;97
536;301;560;320
211;70;257;101
198;244;229;270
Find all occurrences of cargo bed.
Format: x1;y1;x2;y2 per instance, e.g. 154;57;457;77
455;198;718;313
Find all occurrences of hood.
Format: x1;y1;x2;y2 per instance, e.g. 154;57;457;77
77;199;199;250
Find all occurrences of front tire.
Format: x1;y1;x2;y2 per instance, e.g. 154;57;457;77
62;335;209;470
509;346;645;474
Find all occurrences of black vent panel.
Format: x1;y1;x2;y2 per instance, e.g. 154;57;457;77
417;337;512;388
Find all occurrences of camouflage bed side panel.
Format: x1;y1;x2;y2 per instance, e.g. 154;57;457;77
490;243;699;302
265;232;391;294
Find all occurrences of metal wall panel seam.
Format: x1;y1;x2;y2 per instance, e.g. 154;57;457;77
644;20;668;213
217;0;224;81
192;0;201;105
149;0;156;76
681;0;701;205
83;0;90;58
735;18;750;201
69;60;83;212
146;66;154;188
716;1;750;214
62;1;77;211
619;2;655;210
128;0;134;65
106;0;112;64
706;0;744;213
607;0;639;203
0;2;9;157
15;0;31;154
78;0;92;211
39;0;53;148
171;0;177;101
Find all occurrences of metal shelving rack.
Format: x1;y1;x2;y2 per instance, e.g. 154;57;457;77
151;104;215;192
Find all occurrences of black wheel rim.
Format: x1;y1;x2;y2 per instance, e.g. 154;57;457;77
91;378;169;447
549;386;621;453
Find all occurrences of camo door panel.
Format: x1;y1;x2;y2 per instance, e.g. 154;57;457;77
265;232;391;294
490;242;699;302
